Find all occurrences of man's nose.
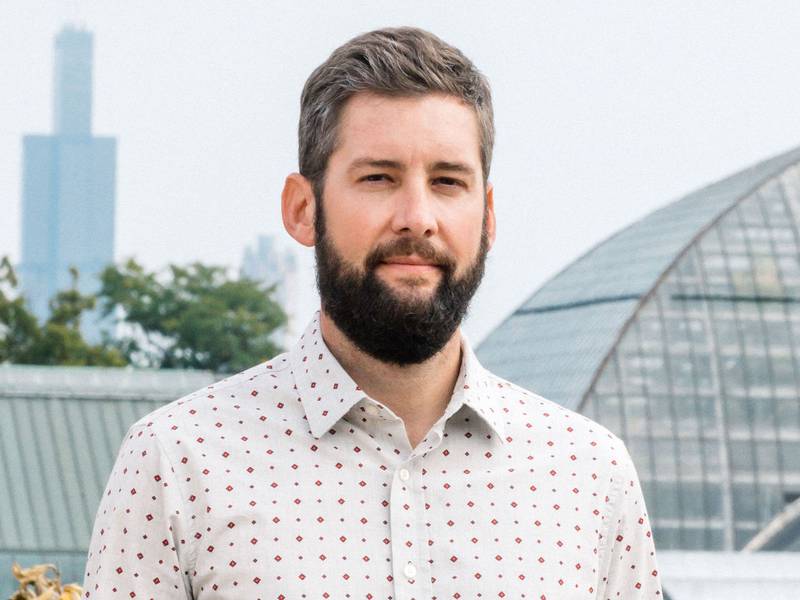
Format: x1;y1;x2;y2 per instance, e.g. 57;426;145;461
390;180;439;237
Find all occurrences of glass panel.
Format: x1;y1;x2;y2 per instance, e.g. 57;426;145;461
652;527;681;550
673;395;700;435
757;485;783;524
687;318;709;348
643;355;669;393
652;481;681;520
664;317;689;346
730;440;755;473
705;483;723;519
627;437;651;471
753;255;783;294
732;482;758;521
597;395;622;436
693;353;714;391
679;481;706;519
707;528;725;550
582;393;598;422
623;395;649;437
716;318;740;349
740;197;766;226
649;396;674;436
700;226;724;256
745;355;771;388
752;398;776;436
697;396;718;432
720;221;747;254
735;527;758;549
772;355;797;393
720;354;745;391
741;320;767;353
679;439;703;478
680;527;708;550
779;441;800;472
653;439;678;478
776;399;800;436
726;398;752;436
755;440;779;472
594;362;619;394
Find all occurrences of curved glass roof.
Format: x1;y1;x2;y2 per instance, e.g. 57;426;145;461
477;145;800;410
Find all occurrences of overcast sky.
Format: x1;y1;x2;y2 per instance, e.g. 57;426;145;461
3;1;800;344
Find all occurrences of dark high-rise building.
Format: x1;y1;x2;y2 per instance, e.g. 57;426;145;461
18;26;116;341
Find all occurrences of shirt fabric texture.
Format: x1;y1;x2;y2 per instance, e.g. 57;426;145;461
83;313;662;599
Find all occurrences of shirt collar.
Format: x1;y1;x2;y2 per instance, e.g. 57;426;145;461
290;312;506;444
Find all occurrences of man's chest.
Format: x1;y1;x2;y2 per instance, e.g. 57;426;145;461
186;437;607;599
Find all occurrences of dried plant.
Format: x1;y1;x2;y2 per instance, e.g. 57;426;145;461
9;563;82;600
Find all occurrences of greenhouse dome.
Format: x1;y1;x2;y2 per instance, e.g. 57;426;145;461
478;146;800;551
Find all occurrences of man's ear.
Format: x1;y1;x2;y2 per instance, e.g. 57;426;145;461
281;173;316;247
485;182;497;251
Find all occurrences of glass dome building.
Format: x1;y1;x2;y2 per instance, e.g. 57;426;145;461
478;146;800;552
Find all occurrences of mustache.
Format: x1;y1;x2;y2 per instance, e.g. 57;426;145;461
365;237;456;273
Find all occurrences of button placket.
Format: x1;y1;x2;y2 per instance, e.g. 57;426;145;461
389;459;430;599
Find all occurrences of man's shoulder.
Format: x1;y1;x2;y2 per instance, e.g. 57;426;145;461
126;351;296;438
482;369;626;458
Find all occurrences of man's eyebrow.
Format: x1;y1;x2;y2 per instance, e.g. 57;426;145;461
431;161;475;175
348;158;476;176
348;158;404;171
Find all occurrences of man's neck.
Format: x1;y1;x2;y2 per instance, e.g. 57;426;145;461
319;310;463;450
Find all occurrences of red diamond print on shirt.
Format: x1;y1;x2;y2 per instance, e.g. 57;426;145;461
82;312;662;599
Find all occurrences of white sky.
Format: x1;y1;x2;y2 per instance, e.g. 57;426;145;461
3;1;800;344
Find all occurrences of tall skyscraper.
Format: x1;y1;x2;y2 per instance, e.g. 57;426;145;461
18;25;116;341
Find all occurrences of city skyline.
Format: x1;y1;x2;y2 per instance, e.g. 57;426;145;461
3;3;800;343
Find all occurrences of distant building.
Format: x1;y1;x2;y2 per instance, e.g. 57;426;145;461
240;234;298;348
0;364;215;598
18;26;116;342
478;146;800;556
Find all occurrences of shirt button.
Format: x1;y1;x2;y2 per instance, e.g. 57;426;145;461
403;561;416;579
399;468;410;481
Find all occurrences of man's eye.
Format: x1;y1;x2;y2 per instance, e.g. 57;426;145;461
434;177;462;187
361;174;390;183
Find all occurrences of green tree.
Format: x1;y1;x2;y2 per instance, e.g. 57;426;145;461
0;256;39;362
0;258;126;366
99;259;287;373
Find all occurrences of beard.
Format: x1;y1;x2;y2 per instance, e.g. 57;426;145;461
314;195;489;365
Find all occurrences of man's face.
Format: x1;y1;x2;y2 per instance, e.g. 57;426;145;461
314;92;495;364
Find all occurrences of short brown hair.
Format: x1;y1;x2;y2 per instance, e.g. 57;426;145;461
298;27;494;198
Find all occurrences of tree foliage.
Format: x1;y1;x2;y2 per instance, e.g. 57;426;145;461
98;259;287;373
0;256;287;373
0;258;125;366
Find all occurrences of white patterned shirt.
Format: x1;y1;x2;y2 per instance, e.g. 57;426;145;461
83;312;662;599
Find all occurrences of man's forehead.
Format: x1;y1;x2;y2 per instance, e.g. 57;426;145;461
334;91;482;166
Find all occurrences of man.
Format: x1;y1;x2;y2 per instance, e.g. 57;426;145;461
83;27;662;599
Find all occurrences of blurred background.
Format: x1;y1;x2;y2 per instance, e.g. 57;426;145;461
2;2;800;598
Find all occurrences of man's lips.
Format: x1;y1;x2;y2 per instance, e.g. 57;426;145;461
378;256;443;276
381;255;441;267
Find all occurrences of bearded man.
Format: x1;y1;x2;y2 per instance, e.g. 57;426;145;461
83;27;662;599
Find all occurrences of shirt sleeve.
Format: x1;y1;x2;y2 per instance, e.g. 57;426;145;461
596;442;663;599
82;420;195;599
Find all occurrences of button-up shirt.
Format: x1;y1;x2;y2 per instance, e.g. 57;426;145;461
83;313;662;599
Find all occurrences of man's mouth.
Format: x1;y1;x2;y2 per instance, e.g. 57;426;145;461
382;255;441;267
379;255;443;276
